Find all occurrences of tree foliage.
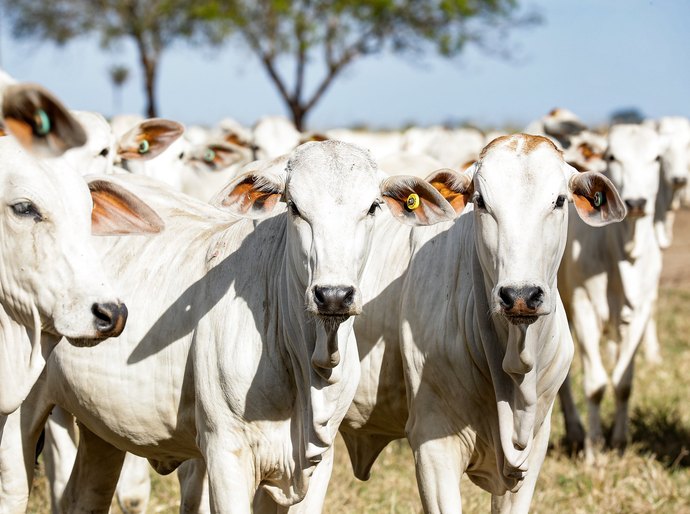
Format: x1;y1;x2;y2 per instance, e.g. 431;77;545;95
194;0;538;129
2;0;204;117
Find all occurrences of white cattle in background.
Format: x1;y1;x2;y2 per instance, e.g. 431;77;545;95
339;134;626;513
523;107;587;147
325;128;405;162
7;141;454;514
558;124;662;460
401;125;485;170
252;115;302;160
377;152;444;177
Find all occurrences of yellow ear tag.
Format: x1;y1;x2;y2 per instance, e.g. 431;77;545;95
406;193;420;211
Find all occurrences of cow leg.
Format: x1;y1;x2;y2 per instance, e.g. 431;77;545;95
178;458;210;514
115;453;151;514
557;372;585;453
490;412;552;514
60;424;125;513
0;378;54;513
641;298;662;365
407;406;465;514
199;431;253;514
610;303;651;450
570;293;607;462
43;406;79;514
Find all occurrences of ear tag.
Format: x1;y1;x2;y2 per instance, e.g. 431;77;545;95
593;191;605;208
204;148;216;162
138;139;150;154
406;193;420;211
34;109;51;136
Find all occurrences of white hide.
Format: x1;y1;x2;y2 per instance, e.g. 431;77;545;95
340;134;626;513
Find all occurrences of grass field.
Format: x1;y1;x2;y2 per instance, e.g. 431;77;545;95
28;219;690;513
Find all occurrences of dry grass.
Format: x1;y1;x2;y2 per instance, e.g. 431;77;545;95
27;289;690;513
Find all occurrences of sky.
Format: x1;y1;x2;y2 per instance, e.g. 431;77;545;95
0;0;688;131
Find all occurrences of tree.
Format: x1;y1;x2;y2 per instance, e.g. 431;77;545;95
2;0;203;118
109;64;130;113
195;0;538;130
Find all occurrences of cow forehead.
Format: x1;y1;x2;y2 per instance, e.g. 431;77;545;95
478;135;566;193
609;125;660;162
286;141;380;208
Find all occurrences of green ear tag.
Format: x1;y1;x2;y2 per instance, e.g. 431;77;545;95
204;148;216;162
34;109;51;136
138;139;150;154
406;193;420;210
593;191;605;208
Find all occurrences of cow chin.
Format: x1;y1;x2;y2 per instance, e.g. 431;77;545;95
313;313;350;330
504;314;539;326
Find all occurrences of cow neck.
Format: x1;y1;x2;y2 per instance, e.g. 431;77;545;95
0;301;57;414
274;233;358;503
470;245;558;492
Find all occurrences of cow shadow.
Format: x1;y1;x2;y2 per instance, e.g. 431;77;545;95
629;404;690;468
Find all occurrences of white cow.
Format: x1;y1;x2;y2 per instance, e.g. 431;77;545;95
340;134;626;513
8;141;454;513
558;124;662;458
0;137;163;512
252;115;302;160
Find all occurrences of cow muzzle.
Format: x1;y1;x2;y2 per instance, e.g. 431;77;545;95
309;285;361;319
672;177;688;190
497;285;546;325
623;198;647;218
91;301;128;339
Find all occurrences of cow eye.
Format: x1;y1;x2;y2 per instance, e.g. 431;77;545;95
11;201;43;221
607;154;616;162
368;201;381;216
555;195;567;208
288;201;301;218
99;147;110;157
474;193;486;209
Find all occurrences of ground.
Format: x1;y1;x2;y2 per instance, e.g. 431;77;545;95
28;210;690;514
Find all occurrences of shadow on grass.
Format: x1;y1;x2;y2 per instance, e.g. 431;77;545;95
629;404;690;468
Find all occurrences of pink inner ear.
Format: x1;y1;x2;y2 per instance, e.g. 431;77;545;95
90;184;163;235
222;178;281;214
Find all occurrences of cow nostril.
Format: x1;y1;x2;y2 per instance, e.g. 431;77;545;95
313;287;327;307
342;286;355;307
525;287;544;310
91;302;128;336
624;198;647;211
499;287;517;310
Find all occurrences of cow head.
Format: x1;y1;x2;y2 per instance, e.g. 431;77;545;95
218;140;454;324
0;137;163;343
428;134;626;326
604;124;661;219
657;117;690;192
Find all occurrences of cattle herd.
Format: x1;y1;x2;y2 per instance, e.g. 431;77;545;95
0;69;688;514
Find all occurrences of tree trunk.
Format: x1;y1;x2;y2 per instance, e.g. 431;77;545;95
143;58;158;118
290;102;306;132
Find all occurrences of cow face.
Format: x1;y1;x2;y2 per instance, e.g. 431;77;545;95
0;138;163;342
428;134;625;326
61;111;117;176
217;140;455;322
657;117;690;191
605;124;661;218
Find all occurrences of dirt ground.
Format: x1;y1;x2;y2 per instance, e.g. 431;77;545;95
660;208;690;288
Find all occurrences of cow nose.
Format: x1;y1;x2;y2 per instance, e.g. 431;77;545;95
624;198;646;212
91;302;128;337
313;286;355;315
499;286;543;311
672;177;688;188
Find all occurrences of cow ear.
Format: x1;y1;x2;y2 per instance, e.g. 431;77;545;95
567;169;627;226
424;167;474;216
381;175;456;226
117;118;184;161
1;83;87;158
193;143;247;170
87;179;165;235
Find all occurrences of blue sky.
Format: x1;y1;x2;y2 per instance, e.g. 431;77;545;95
1;0;688;131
